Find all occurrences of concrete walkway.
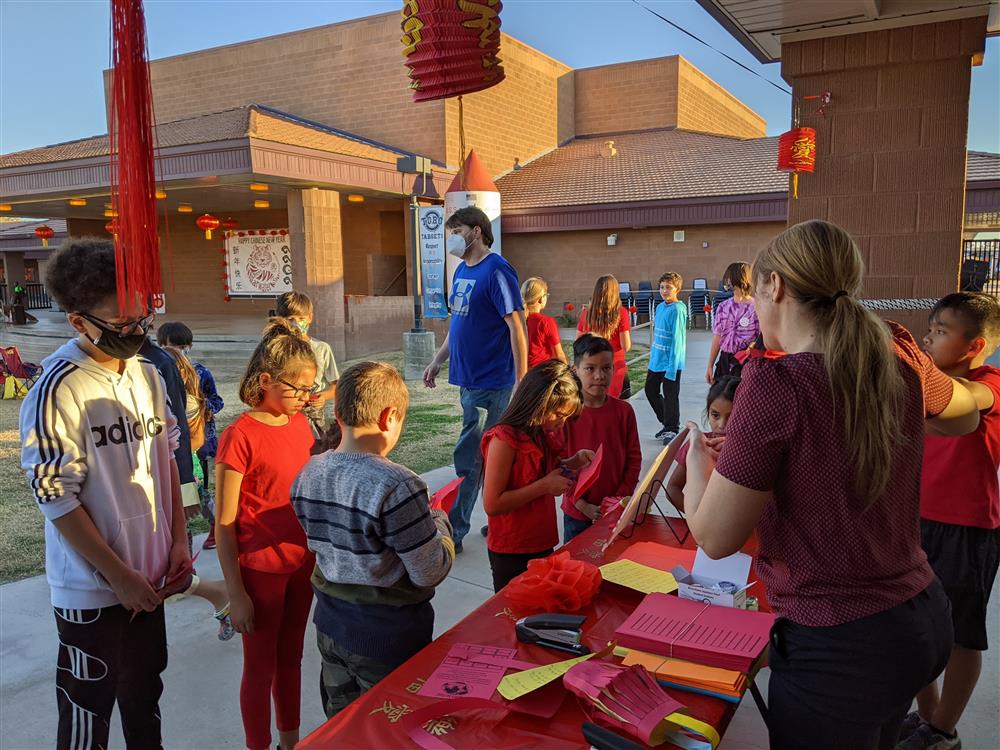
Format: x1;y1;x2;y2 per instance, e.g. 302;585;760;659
2;330;998;749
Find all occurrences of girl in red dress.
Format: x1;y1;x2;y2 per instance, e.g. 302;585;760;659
577;275;631;397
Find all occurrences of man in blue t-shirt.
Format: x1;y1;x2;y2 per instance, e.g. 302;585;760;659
423;207;528;549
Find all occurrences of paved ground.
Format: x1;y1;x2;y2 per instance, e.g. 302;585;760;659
2;329;998;749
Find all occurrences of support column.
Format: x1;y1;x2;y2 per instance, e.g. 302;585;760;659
782;17;987;333
3;251;26;297
287;188;346;361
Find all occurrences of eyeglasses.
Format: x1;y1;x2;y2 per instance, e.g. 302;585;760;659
77;311;154;336
277;378;319;399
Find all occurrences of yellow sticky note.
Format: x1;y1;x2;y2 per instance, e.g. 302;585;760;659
600;559;678;595
497;651;595;701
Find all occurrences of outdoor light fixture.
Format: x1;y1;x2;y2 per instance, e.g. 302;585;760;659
104;209;119;218
155;189;167;200
249;183;269;192
607;233;618;247
347;194;365;203
254;199;270;209
68;198;87;207
177;204;193;213
0;204;12;212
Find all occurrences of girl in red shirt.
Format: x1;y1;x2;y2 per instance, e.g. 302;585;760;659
482;360;593;591
577;275;631;397
522;277;566;368
680;220;980;750
215;319;318;750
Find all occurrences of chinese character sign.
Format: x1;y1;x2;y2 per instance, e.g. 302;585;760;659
225;230;293;297
419;207;448;319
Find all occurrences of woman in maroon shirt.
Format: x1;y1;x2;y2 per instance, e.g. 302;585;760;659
682;221;979;750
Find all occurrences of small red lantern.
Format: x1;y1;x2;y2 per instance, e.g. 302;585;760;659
776;126;817;200
104;220;119;237
221;217;239;231
196;213;220;240
34;224;55;247
565;303;575;312
237;231;246;237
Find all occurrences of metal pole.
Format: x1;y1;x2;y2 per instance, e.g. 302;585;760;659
410;194;425;333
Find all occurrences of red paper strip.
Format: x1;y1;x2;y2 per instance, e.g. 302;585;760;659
431;477;463;513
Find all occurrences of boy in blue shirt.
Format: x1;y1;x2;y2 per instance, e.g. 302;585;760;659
645;272;688;443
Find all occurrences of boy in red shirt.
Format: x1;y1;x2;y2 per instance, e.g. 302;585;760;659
562;334;642;542
900;292;1000;750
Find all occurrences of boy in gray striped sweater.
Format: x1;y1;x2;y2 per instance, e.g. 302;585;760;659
291;361;455;718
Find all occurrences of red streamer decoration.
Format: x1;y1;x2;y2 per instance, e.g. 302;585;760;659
108;0;161;316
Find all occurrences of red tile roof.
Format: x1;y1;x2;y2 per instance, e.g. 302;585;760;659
496;130;1000;209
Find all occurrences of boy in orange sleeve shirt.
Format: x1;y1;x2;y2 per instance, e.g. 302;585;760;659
562;334;642;543
899;293;1000;750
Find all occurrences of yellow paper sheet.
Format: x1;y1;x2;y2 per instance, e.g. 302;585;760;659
600;559;679;595
497;652;595;701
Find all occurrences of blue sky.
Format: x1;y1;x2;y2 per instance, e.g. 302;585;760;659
1;0;998;155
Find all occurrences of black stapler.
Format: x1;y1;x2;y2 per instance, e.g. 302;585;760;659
515;613;590;656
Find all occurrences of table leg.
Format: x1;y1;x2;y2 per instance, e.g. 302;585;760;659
748;675;769;729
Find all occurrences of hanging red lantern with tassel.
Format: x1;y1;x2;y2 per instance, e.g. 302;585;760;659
105;220;120;238
34;224;55;247
221;217;239;231
401;0;505;103
108;0;162;316
776;127;816;200
196;213;220;240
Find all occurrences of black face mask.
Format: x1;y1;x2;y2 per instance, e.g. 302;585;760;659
86;330;147;360
79;312;151;360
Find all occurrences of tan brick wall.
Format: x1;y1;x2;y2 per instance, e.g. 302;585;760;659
676;58;766;138
782;17;987;301
575;57;679;137
444;35;573;178
501;222;785;308
341;198;406;295
142;13;447;164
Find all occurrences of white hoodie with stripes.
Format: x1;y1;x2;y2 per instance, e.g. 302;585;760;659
19;339;180;610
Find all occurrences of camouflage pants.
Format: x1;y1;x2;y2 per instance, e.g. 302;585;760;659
316;630;398;719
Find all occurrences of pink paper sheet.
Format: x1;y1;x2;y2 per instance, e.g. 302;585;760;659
419;643;533;700
614;593;775;672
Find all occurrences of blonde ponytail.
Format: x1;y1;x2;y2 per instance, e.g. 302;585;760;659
238;317;317;406
753;220;905;508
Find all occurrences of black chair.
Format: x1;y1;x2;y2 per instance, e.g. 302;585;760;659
688;278;712;329
633;281;654;322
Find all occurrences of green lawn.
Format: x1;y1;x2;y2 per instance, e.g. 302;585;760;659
0;341;645;583
0;350;462;584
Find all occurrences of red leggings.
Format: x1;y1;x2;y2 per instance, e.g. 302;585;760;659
239;561;314;750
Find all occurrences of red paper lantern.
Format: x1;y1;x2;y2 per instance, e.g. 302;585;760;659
565;303;575;312
34;224;55;247
221;217;239;231
104;220;119;237
401;0;505;103
777;126;817;199
196;213;220;240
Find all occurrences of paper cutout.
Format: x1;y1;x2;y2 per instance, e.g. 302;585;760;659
430;477;462;513
614;593;774;672
599;559;678;595
620;541;696;573
567;444;603;501
420;644;525;700
603;428;689;552
497;643;613;701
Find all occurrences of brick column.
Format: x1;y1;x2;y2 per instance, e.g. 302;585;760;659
287;188;346;360
782;18;987;333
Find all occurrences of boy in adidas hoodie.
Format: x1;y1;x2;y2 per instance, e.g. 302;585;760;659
19;238;189;750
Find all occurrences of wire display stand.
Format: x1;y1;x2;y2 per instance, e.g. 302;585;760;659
617;478;690;546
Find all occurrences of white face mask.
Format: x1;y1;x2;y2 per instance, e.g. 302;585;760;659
447;231;470;258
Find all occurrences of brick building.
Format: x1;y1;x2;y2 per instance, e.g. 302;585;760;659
1;9;997;358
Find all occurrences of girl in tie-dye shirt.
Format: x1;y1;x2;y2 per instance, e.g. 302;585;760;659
707;262;759;383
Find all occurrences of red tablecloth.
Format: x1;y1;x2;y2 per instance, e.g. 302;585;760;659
300;513;766;750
